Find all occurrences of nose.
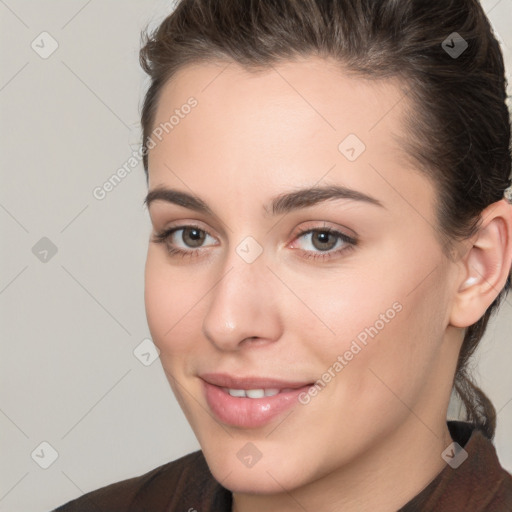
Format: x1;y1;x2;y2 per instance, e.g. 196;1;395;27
201;246;282;352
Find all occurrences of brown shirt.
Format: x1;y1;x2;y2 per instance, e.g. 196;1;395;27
53;421;512;511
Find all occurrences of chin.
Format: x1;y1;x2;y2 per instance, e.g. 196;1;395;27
208;461;296;495
200;441;310;495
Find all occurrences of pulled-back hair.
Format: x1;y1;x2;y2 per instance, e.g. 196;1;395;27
139;0;512;439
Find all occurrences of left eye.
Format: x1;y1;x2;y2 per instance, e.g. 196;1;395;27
293;228;349;252
289;227;357;261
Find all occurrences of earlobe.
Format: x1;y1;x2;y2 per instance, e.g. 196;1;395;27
449;199;512;329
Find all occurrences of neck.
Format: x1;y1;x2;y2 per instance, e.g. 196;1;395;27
232;416;454;512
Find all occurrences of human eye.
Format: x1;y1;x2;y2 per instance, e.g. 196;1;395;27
289;224;358;262
151;222;357;263
151;224;217;259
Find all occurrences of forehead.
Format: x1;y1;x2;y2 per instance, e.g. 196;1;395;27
147;56;432;223
149;56;414;166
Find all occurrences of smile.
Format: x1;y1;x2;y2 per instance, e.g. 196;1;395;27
200;373;314;428
224;388;285;398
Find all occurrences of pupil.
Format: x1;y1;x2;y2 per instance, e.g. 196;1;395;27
314;231;335;251
185;228;204;247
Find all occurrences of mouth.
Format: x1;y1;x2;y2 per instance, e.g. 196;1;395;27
200;373;314;428
222;388;286;398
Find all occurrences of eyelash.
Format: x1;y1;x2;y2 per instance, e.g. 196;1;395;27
151;224;357;262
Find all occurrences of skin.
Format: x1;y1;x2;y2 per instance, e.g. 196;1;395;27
143;56;512;512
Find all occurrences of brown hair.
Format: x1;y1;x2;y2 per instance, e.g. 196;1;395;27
139;0;512;439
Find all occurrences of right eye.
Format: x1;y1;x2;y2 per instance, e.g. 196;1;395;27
152;224;218;258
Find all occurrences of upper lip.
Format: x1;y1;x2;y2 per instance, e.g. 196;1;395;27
200;373;313;390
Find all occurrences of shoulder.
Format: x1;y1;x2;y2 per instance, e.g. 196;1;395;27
401;421;512;511
52;450;231;512
451;422;512;511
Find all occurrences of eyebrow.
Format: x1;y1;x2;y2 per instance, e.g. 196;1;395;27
143;184;385;216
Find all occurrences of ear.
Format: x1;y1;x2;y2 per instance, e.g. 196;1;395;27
449;198;512;328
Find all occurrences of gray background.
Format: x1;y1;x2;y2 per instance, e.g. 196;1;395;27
0;1;511;511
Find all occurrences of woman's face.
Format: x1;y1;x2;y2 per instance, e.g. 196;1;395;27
144;57;462;494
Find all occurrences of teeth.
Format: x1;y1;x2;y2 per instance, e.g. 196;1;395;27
228;389;246;397
226;388;281;398
246;389;265;399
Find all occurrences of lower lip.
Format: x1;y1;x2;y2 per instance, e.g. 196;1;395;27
203;381;312;428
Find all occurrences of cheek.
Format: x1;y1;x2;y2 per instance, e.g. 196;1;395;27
144;256;171;344
289;270;399;359
306;251;449;401
144;253;202;412
144;250;194;360
335;270;450;416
